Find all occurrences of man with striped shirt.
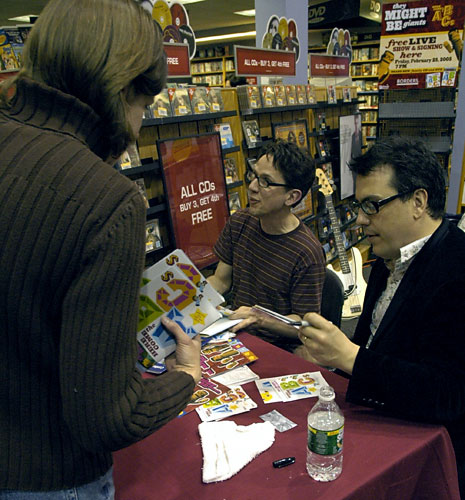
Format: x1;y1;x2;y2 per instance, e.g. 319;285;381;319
208;140;325;353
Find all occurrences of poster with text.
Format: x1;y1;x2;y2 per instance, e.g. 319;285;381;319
379;0;465;90
158;133;230;268
339;114;361;200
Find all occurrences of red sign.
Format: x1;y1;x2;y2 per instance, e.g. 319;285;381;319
158;133;229;269
308;54;350;77
163;43;191;77
234;45;296;77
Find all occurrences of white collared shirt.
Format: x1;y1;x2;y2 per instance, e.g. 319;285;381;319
366;234;432;347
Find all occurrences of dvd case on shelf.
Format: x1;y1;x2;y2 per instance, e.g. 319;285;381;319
168;87;192;116
295;84;308;105
188;86;211;114
228;191;242;214
285;85;297;105
208;87;224;112
150;89;172;118
223;157;239;184
327;85;337;104
274;85;287;106
145;219;163;253
261;85;276;108
210;123;235;149
236;85;262;111
242;120;261;148
306;84;317;104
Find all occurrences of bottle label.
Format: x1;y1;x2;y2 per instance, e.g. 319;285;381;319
308;424;344;456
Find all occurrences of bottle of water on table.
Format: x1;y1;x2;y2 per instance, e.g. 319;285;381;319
306;385;344;481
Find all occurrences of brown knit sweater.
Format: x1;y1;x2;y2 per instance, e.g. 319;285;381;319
0;78;195;491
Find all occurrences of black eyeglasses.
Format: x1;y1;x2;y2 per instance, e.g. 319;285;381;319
245;168;288;189
352;191;414;216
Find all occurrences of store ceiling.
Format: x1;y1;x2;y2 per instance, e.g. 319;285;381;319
0;0;256;37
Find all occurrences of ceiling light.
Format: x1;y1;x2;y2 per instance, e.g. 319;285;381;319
234;9;256;17
196;31;256;43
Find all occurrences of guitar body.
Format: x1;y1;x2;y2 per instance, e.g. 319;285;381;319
328;246;367;319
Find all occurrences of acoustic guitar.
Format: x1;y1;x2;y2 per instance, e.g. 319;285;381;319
316;168;367;319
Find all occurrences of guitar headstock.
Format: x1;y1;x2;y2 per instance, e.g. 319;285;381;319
316;168;334;196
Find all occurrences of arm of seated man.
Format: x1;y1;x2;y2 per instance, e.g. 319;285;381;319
206;260;232;296
228;307;302;340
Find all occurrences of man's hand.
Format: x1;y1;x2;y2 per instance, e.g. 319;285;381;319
228;306;300;339
228;306;263;333
162;316;202;383
298;312;359;375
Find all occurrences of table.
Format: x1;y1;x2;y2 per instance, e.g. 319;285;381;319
113;333;460;500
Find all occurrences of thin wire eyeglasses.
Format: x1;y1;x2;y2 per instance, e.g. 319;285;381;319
245;168;288;189
351;191;414;216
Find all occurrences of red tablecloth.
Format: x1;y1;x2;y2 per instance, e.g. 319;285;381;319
113;332;460;500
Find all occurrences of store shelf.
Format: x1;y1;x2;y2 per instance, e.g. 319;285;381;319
226;180;244;190
141;110;236;127
119;161;159;176
351;59;379;64
222;145;241;155
147;203;167;217
240;99;363;116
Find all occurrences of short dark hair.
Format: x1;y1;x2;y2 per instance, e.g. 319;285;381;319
349;137;446;219
257;139;315;200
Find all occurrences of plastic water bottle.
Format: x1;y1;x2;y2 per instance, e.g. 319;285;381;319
306;385;344;481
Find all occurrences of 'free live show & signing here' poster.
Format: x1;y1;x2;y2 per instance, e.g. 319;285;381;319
157;133;230;269
379;0;465;90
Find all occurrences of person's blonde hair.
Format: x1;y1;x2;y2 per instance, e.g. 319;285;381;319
0;0;166;156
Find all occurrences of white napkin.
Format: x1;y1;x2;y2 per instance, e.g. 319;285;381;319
198;420;275;483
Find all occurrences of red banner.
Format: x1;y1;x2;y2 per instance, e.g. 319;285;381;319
234;45;296;76
308;54;350;77
158;133;229;269
164;43;191;77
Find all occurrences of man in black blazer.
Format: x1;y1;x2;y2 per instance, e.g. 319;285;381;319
299;137;465;497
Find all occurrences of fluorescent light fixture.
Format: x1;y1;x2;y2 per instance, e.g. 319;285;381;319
177;0;206;3
234;9;255;17
196;30;256;43
8;15;36;22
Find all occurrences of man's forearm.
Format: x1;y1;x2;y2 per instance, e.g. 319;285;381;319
207;275;230;296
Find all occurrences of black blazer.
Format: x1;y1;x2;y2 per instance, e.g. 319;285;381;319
346;219;465;487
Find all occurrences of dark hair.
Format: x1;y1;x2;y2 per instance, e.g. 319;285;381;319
0;0;166;157
257;139;315;202
349;137;446;219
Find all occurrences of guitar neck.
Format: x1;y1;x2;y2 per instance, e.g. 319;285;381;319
325;195;351;275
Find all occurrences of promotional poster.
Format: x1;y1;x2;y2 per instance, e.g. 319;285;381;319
379;1;465;89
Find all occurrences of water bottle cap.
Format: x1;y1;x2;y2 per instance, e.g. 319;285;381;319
318;385;335;401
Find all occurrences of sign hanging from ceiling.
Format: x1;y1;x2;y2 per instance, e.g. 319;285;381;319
308;54;350;77
163;43;191;77
235;46;296;77
141;0;196;59
379;0;465;90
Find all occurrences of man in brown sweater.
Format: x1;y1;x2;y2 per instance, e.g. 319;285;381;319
0;0;201;497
